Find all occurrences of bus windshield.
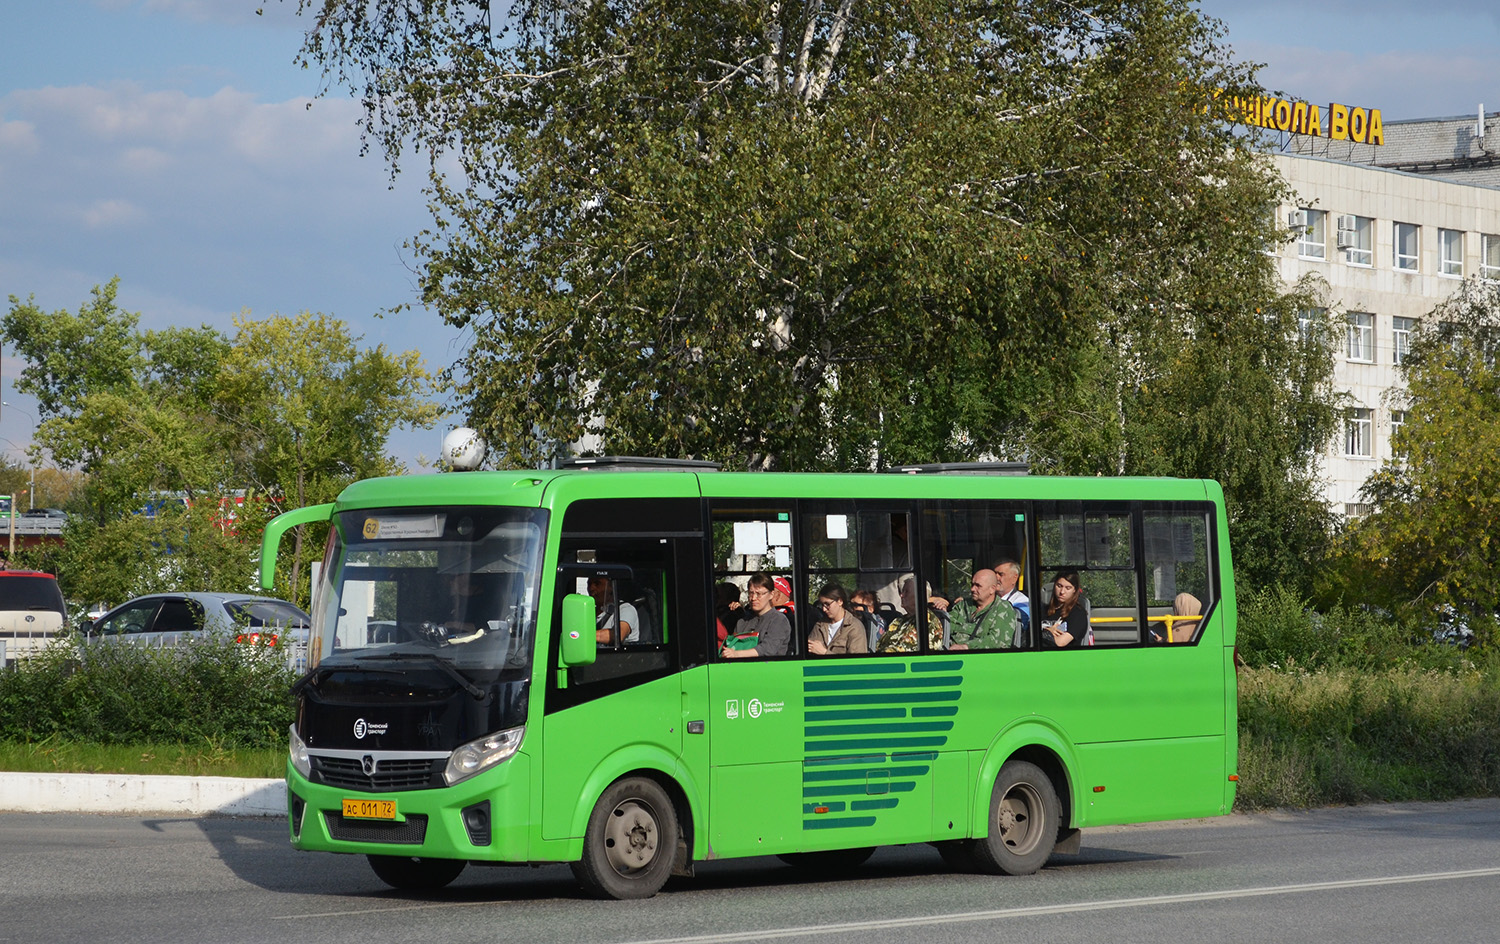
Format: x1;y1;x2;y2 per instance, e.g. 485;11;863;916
310;507;547;678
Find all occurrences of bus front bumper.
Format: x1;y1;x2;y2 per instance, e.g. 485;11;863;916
286;753;533;863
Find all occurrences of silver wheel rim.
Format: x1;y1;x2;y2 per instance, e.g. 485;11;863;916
997;782;1044;856
603;798;660;875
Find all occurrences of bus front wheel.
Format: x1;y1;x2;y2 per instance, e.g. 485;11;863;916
366;854;467;890
970;760;1060;876
572;776;679;900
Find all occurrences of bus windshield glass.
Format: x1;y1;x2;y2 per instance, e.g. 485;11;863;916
310;507;547;677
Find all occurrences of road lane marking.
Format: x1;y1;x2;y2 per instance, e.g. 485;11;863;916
616;867;1500;944
271;865;1500;925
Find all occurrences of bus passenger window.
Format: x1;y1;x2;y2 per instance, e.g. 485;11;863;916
1037;506;1140;646
801;504;912;652
711;504;797;657
1143;507;1217;644
919;502;1030;651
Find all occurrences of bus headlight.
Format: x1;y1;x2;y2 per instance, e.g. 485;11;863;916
444;726;524;786
289;724;311;778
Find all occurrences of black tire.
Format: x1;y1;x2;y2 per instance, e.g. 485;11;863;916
776;847;876;871
570;776;679;900
969;760;1061;876
366;855;467;890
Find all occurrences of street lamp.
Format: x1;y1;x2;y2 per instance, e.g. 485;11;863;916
2;401;35;511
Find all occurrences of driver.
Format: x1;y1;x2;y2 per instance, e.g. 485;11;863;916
589;575;639;645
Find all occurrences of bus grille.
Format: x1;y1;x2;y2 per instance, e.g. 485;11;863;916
324;811;428;845
311;755;445;792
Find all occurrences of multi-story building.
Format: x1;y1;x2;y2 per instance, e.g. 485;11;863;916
1268;110;1500;514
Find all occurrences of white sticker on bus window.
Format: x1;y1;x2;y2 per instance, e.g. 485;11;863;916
361;514;446;540
734;521;768;556
1084;518;1110;565
826;514;848;540
1173;522;1198;562
1061;520;1086;562
1145;520;1173;561
766;521;792;546
1154;563;1178;600
773;546;790;567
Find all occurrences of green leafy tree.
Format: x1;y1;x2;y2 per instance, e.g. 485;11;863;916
217;312;443;599
293;0;1337;590
2;286;440;607
1343;279;1500;619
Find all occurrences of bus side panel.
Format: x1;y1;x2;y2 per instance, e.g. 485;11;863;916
1072;735;1227;825
677;664;712;860
705;660;803;857
708;762;800;857
930;749;970;843
540;673;685;841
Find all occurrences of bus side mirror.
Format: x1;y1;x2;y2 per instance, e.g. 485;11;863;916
559;593;597;668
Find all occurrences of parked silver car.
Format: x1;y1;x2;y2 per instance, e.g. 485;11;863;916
85;592;311;670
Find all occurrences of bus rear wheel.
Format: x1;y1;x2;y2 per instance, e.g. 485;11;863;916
571;776;679;900
970;760;1060;876
366;855;467;890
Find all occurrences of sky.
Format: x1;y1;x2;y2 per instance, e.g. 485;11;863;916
3;1;1498;474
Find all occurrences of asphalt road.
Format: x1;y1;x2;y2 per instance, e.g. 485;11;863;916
5;800;1500;944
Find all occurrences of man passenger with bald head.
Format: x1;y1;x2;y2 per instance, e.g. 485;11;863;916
945;568;1020;650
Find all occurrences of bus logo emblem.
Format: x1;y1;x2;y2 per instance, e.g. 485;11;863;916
748;699;763;719
354;718;368;739
725;700;740;720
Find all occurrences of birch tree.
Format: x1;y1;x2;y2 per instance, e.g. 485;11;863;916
293;0;1337;588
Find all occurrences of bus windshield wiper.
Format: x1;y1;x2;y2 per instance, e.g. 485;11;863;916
356;651;489;700
290;664;338;699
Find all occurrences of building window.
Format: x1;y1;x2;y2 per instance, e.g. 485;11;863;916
1390;410;1408;458
1344;408;1373;457
1392;316;1415;365
1483;234;1500;281
1338;214;1373;266
1296;209;1327;260
1394;222;1419;271
1343;502;1372;518
1440;228;1464;277
1298;307;1326;344
1346;312;1374;362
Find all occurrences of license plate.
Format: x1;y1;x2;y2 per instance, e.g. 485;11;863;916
342;798;397;820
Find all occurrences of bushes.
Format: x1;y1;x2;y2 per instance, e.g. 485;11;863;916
1236;665;1500;809
0;636;295;749
1236;585;1461;672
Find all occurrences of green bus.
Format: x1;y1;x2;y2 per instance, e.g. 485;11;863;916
262;459;1237;899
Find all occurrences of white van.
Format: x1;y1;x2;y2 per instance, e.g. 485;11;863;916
0;570;68;667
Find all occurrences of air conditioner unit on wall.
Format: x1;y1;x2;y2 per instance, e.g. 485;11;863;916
1289;209;1309;232
1336;214;1358;249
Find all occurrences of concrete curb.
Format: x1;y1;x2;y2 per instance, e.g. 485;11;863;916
0;772;286;817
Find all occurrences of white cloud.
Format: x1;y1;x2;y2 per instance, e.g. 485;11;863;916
0;119;38;153
80;198;145;228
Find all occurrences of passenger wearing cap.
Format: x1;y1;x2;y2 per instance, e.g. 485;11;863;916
770;575;796;617
721;571;793;659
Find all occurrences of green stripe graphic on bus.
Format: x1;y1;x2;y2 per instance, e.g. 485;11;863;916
800;660;963;830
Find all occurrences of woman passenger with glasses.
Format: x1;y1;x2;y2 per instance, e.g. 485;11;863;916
806;584;869;655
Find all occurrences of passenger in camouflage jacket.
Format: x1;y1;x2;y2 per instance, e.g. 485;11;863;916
946;568;1020;650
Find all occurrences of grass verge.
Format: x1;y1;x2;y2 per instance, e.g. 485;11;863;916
0;737;285;778
1235;664;1500;810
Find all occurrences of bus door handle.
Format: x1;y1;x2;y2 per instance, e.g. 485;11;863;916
687;721;705;735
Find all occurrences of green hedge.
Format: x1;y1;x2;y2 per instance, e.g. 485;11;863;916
0;637;295;749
